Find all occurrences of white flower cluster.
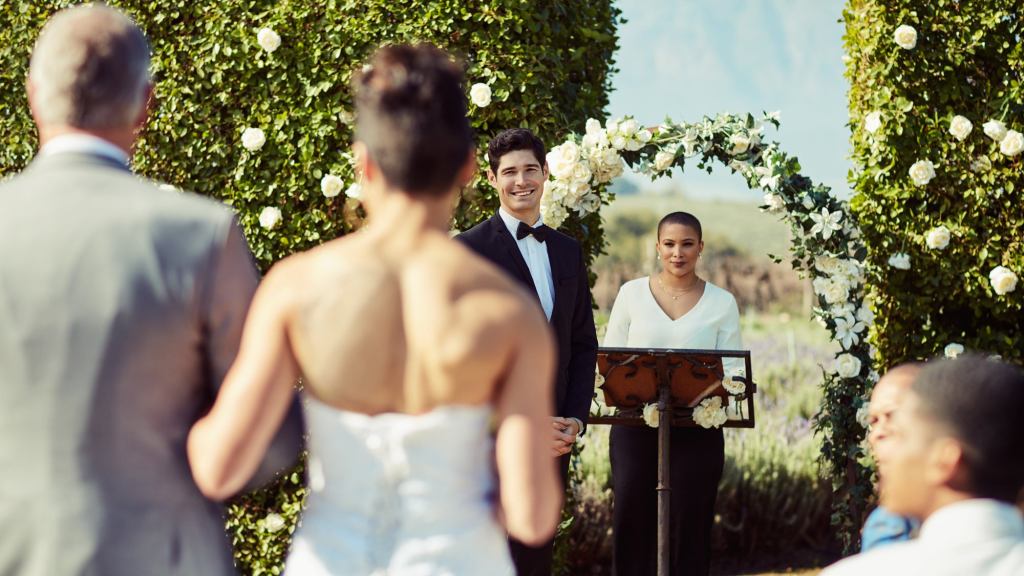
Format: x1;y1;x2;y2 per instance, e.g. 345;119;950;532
722;368;747;395
980;119;1024;157
693;396;728;429
812;255;869;348
642;403;660;428
541;117;631;227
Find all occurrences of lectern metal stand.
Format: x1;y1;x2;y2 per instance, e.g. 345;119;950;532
588;347;755;576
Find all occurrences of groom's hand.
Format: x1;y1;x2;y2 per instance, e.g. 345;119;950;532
551;417;579;457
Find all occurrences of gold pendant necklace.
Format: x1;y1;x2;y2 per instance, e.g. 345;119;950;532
657;275;700;301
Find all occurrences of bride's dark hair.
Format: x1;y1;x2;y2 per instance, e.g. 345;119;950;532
354;44;474;196
657;211;702;240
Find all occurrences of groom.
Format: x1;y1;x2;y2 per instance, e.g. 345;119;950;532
458;128;598;575
0;6;302;576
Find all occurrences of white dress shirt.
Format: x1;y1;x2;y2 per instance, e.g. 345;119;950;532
603;277;743;374
822;499;1024;576
39;133;129;166
498;208;554;320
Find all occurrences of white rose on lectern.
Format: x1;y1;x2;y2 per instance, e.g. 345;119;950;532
320;174;343;198
983;120;1008;142
863;111;882;134
835;354;862;379
264;513;286;533
257;28;281;53
893;24;918;50
999;130;1024;156
259;206;282;230
989;266;1019;295
948;115;973;141
944;343;964;359
888;252;911;270
693;397;728;429
908;160;936;186
469;83;492;108
925;226;951;250
241;127;266;152
642;403;660;428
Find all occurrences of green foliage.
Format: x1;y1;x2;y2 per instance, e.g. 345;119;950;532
0;1;619;573
844;0;1024;366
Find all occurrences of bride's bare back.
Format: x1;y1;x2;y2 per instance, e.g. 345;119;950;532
284;230;537;414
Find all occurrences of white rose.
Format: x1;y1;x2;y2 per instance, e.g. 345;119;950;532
944;343;964;359
259;206;282;230
618;118;638;137
642;403;660;428
834;353;863;379
469;83;492;108
594;367;605;389
989;266;1019;295
856;305;874;326
856;403;870;430
257;28;281;53
624;138;643;152
728;133;751;155
816;278;850;305
888;252;911;270
637;129;653;143
814;255;841;275
157;183;179;193
762;192;785;213
948;115;973;141
570;161;592;184
605;118;620;136
653;150;675;173
337;109;355;125
970;156;992;172
893;24;918;50
908;159;936;186
540;199;569;228
610;135;627;150
925;225;950;250
723;374;746;395
345;182;362;200
585;118;603;135
864;111;882;134
983;120;1008;142
999;130;1024;156
241;127;266;152
575;192;601;215
264;512;286;533
544;180;569;203
601;148;621;169
320;174;344;198
581;131;607;150
693;396;727;429
801;195;815;210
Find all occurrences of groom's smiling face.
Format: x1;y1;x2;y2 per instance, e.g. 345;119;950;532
489;149;548;223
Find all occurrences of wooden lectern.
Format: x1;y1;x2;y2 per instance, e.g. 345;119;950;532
588;347;755;576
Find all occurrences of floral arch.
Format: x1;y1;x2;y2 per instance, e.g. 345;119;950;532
543;112;875;538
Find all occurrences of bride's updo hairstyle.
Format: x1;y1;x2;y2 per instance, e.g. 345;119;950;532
657;211;703;240
354;44;474;197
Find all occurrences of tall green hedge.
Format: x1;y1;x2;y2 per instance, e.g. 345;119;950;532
845;0;1023;367
0;1;619;573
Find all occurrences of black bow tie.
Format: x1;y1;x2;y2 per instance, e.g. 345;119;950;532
516;221;549;242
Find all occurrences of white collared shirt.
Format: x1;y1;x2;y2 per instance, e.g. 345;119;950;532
498;208;554;320
822;499;1024;576
39;134;129;166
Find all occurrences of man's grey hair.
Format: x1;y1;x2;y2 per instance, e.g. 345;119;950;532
29;4;151;130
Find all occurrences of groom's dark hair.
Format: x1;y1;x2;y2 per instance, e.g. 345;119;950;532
487;128;546;173
354;43;473;196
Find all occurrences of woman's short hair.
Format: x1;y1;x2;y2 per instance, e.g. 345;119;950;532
657;211;703;241
29;4;151;130
354;44;473;196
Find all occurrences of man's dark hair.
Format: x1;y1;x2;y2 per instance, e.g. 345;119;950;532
913;354;1024;501
657;211;703;241
487;128;546;173
354;44;472;196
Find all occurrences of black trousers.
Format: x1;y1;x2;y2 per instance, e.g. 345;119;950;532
509;453;571;576
610;425;724;576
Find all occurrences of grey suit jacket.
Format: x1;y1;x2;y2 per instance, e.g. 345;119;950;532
0;152;303;576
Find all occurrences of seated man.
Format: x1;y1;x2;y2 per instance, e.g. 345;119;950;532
861;363;922;551
824;354;1024;575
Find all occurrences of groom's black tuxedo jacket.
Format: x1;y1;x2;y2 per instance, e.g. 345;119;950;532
457;213;597;426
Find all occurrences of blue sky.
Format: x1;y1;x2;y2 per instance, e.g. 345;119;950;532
607;0;850;200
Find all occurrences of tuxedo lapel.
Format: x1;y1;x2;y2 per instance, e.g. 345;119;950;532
488;215;539;295
546;236;567;320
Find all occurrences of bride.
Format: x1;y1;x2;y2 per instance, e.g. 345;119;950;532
187;44;562;574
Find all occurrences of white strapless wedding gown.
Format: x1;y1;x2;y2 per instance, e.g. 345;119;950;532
285;396;515;575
